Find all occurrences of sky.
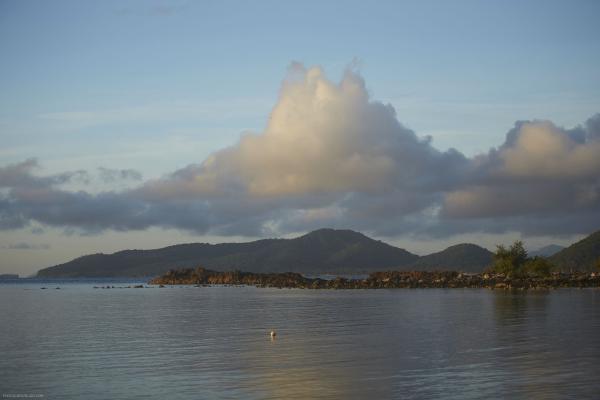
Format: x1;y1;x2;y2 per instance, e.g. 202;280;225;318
1;0;599;275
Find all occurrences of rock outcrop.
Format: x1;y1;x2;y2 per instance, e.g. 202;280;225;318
149;267;600;290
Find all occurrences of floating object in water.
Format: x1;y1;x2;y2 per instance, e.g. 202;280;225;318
270;330;276;339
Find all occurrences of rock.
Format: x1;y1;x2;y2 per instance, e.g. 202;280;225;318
148;267;598;290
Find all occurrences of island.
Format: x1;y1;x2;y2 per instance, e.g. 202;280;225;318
37;228;600;279
149;267;600;290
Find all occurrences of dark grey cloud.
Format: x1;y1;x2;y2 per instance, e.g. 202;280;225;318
98;167;143;183
0;158;88;188
0;68;598;239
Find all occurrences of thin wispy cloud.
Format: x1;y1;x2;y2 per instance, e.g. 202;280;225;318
114;3;188;17
1;243;50;250
35;99;272;132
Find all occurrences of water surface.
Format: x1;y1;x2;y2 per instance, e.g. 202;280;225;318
1;281;599;399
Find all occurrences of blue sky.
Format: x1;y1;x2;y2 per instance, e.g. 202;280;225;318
1;0;599;275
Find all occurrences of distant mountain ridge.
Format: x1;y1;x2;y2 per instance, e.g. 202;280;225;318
36;228;494;278
529;244;564;258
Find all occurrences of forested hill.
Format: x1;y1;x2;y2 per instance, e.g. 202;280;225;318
42;228;584;278
37;229;419;277
410;244;493;273
549;230;600;271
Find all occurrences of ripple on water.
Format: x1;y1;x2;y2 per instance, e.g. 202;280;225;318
1;284;599;399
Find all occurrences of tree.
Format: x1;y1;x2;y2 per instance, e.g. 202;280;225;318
491;241;556;277
523;256;554;277
492;240;528;277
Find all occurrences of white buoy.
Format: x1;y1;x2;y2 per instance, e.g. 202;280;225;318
270;330;276;339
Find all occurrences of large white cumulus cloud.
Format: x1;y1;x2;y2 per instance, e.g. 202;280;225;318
140;64;466;201
0;64;599;237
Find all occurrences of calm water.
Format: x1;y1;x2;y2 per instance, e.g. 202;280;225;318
1;281;599;399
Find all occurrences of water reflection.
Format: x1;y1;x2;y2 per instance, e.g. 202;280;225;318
491;290;598;399
257;295;385;399
492;289;549;325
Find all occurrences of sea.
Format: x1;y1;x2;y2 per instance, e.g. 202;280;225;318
1;279;599;399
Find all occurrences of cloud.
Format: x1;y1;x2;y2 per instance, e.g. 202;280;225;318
497;120;600;180
0;64;598;238
0;158;89;188
1;243;50;250
139;65;467;202
98;167;143;183
442;116;600;224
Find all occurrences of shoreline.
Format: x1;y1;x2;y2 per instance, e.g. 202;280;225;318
149;268;600;290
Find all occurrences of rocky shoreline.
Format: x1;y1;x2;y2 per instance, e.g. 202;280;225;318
149;267;600;290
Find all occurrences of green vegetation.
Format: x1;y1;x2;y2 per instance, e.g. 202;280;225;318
491;240;529;277
523;257;554;277
491;240;558;277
